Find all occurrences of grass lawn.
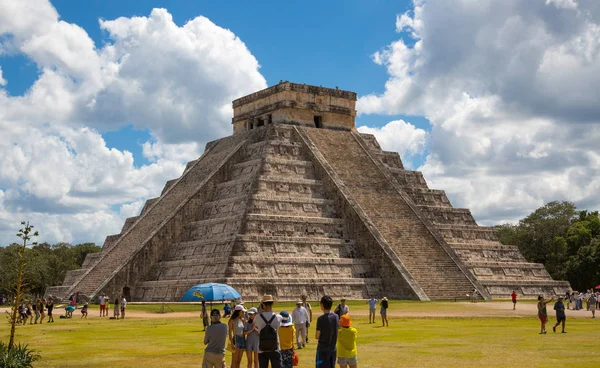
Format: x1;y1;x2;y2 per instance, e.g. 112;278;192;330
2;301;599;367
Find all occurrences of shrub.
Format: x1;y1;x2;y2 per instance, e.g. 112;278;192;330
0;342;40;368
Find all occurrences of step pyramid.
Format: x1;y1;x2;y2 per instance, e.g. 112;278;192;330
46;82;570;302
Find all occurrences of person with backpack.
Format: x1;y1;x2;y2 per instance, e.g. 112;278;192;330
333;298;349;318
253;294;283;368
380;297;389;327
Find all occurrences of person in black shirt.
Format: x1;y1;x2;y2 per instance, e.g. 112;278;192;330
316;295;339;368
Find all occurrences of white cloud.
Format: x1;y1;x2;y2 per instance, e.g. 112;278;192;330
357;120;428;169
0;2;266;244
358;0;600;224
0;67;6;86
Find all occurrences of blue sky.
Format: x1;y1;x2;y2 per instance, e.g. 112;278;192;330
1;0;427;168
1;0;599;244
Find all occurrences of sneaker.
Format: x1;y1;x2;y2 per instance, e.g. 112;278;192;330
562;331;567;333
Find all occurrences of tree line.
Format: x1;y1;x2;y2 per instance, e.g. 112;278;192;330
0;242;101;299
495;201;600;291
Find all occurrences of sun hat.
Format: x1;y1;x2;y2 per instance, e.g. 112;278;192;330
261;294;274;303
382;297;388;301
340;297;346;301
296;300;302;305
234;304;247;312
339;314;351;327
280;310;293;326
248;307;258;314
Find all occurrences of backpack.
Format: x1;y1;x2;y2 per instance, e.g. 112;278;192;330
334;304;342;318
259;314;278;351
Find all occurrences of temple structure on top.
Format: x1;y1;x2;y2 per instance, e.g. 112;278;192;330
46;81;571;302
232;81;357;134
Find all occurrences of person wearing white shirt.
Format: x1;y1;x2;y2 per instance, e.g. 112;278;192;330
253;294;283;368
292;301;309;349
120;296;127;319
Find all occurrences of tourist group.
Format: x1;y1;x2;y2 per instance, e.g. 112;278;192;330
201;294;387;368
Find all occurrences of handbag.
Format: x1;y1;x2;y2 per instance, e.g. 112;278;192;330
292;349;299;367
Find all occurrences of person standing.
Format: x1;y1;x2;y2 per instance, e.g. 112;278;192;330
278;311;296;368
202;301;209;332
537;295;554;334
552;296;567;333
380;297;389;327
113;296;120;319
337;315;358;368
253;294;283;368
120;295;127;319
228;305;247;368
203;309;228;368
366;297;378;324
511;291;518;310
38;299;46;324
589;293;597;318
301;295;312;344
99;293;107;317
316;295;339;368
32;299;40;324
46;297;54;323
292;301;309;349
333;298;349;318
244;308;260;368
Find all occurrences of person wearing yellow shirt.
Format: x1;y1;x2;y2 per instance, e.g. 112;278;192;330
278;311;296;368
337;315;358;368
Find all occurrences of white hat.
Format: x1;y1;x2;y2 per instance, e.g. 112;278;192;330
234;305;247;312
248;307;258;314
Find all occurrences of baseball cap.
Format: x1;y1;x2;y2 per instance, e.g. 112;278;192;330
235;305;247;312
248;307;258;314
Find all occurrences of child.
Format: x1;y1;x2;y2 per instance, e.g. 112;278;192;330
337;315;358;368
278;311;296;368
81;303;88;318
65;305;75;318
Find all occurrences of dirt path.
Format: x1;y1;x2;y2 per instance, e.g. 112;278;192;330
3;302;594;319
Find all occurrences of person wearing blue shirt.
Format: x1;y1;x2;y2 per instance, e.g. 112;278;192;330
552;296;567;333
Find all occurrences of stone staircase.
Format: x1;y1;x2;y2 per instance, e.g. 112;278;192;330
47;129;258;301
133;124;384;301
299;127;482;300
358;132;571;299
46;123;569;302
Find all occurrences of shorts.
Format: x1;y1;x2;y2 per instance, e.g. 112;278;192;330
538;315;547;324
380;308;387;315
556;316;566;323
338;356;358;365
512;300;517;304
235;335;246;349
100;305;106;311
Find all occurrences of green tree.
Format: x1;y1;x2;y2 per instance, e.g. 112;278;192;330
7;222;38;350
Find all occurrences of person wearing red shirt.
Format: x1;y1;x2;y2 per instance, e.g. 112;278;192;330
511;291;518;310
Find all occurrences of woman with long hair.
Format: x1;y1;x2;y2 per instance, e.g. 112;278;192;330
243;308;259;368
228;305;246;368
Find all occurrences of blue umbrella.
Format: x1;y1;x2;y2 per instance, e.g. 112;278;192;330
181;282;242;302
